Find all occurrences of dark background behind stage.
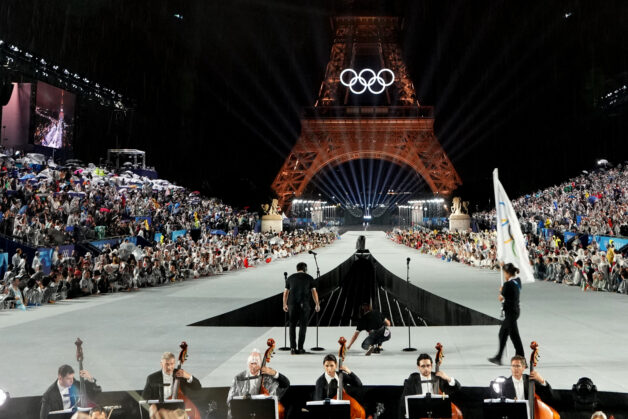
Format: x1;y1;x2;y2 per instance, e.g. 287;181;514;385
0;0;626;208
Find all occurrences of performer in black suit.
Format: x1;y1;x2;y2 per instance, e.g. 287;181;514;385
282;262;320;354
141;351;201;401
489;355;554;403
398;353;460;418
40;364;101;419
489;263;525;365
313;354;362;400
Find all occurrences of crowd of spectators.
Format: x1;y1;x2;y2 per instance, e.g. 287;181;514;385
0;152;337;310
389;165;628;295
473;165;628;237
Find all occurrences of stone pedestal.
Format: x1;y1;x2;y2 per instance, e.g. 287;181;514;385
449;213;471;232
261;214;283;233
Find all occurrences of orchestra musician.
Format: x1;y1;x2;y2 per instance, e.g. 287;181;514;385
314;354;363;400
226;349;290;419
141;351;201;415
40;364;101;419
399;353;460;418
489;355;554;403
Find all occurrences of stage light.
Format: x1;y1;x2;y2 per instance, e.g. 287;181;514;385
564;12;572;18
490;376;507;396
0;388;10;407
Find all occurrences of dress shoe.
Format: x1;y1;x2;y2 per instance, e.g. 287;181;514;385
488;356;502;366
297;349;306;354
290;348;297;355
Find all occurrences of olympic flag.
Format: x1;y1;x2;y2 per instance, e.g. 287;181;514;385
493;168;535;284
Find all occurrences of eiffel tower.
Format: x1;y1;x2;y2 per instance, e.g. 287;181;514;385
272;15;461;210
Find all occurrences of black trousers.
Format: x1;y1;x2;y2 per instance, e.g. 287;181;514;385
496;310;524;360
288;303;311;350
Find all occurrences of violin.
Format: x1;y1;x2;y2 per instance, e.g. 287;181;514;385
528;341;560;419
171;341;201;419
434;342;463;419
335;337;366;419
260;338;285;419
74;338;87;408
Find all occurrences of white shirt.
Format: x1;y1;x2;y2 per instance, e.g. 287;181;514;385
512;376;525;400
57;381;72;410
420;374;457;394
161;371;194;399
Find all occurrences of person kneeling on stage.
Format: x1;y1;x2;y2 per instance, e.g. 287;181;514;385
346;303;391;355
399;353;460;418
227;349;290;419
489;355;554;403
40;364;101;419
314;354;363;400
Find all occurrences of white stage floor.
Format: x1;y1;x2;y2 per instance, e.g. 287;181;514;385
1;230;627;398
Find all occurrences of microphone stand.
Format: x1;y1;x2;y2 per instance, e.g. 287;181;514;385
403;257;417;352
278;272;290;351
310;252;324;351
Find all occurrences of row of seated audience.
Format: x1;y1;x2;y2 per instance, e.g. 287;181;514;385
473;165;628;237
0;153;337;310
0;152;259;247
389;165;628;294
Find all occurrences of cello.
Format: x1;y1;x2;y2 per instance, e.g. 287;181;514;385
335;337;366;419
171;341;201;419
528;341;560;419
259;338;285;419
434;342;463;419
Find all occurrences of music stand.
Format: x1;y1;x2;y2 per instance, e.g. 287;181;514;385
305;399;350;419
48;407;91;418
138;399;185;419
482;398;529;419
231;395;278;419
405;394;452;418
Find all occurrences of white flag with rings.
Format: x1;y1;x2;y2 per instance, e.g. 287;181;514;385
493;168;535;284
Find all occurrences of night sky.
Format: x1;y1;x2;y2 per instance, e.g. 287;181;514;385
1;0;626;211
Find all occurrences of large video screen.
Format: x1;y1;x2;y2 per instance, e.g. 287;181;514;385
33;82;75;149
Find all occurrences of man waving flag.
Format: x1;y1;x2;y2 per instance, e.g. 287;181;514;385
493;168;535;284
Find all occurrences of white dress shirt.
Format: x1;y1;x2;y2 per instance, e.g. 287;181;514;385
162;371;194;399
512;376;525;400
420;374;456;394
57;381;72;410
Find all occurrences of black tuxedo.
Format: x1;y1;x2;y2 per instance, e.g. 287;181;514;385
40;378;101;419
314;372;362;400
141;370;201;400
490;374;554;403
399;372;460;419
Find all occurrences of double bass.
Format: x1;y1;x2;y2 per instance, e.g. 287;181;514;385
335;337;366;419
74;338;88;408
171;341;201;419
434;342;463;419
259;338;285;419
528;341;560;419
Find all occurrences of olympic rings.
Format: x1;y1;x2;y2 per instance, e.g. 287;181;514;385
339;68;395;95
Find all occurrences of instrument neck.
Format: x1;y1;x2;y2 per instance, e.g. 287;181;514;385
337;358;344;400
